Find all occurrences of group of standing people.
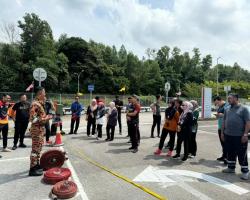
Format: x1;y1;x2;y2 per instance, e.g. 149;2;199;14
0;93;32;153
0;89;63;176
69;95;124;142
68;94;141;153
153;97;199;161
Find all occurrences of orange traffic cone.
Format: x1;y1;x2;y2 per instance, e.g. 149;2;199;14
54;131;64;146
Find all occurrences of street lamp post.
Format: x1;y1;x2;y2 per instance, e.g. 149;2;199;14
75;70;84;93
216;57;221;96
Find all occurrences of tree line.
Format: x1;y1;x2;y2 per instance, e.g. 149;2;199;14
0;13;250;98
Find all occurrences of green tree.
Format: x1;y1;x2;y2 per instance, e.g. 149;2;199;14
18;13;55;62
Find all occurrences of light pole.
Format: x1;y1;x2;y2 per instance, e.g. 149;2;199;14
216;57;221;96
74;70;84;93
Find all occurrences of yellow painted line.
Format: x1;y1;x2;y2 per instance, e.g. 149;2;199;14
67;144;168;200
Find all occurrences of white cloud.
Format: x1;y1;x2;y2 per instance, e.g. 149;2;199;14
0;0;250;69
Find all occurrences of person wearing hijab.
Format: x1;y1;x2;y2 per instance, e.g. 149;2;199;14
106;102;118;141
173;101;193;161
189;100;199;158
86;99;98;137
96;102;106;140
154;100;180;157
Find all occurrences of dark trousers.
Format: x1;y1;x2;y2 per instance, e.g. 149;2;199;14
218;129;227;158
159;129;176;151
118;112;122;133
97;124;103;138
151;115;161;137
70;117;80;134
14;121;29;145
87;118;96;136
225;135;249;173
176;131;189;157
45;121;51;142
106;124;115;140
128;123;139;149
189;131;197;156
51;124;62;136
0;124;8;148
137;126;140;144
127;121;130;137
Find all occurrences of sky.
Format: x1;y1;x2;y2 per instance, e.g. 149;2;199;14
0;0;250;70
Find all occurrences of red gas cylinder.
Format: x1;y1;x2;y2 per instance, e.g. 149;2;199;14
40;149;67;171
43;167;71;185
51;180;78;199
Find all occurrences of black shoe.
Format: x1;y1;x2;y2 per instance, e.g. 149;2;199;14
129;147;134;150
29;167;43;176
68;132;73;135
126;135;129;137
182;156;188;161
217;156;225;162
34;164;43;172
0;155;2;158
61;131;66;135
109;139;114;141
132;148;138;153
105;138;110;141
157;135;160;138
173;154;180;159
119;131;122;135
12;146;17;150
19;144;27;148
150;135;155;138
127;140;132;143
74;132;78;135
224;159;228;165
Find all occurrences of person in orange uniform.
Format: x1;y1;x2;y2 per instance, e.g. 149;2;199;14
154;100;180;157
29;87;52;176
0;94;12;154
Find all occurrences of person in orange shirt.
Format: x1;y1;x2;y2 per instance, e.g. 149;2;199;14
154;100;180;157
0;94;12;153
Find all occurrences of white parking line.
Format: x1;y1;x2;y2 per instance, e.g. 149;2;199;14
173;176;214;200
198;130;216;135
59;147;89;200
0;156;29;162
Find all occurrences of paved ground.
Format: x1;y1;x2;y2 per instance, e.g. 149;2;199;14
0;113;249;200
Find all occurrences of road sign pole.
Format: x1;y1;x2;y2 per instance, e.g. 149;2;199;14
38;69;41;86
33;68;47;87
166;90;168;104
90;91;92;103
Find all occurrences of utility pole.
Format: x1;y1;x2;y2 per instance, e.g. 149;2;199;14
75;70;84;93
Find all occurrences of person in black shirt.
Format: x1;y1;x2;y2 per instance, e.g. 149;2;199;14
44;97;55;145
127;95;141;153
113;96;123;135
12;94;30;150
173;101;193;161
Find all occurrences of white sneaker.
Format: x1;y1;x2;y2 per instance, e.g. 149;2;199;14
2;148;11;152
189;155;195;159
241;172;249;180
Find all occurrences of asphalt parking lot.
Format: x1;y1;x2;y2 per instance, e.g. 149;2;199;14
0;113;249;200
